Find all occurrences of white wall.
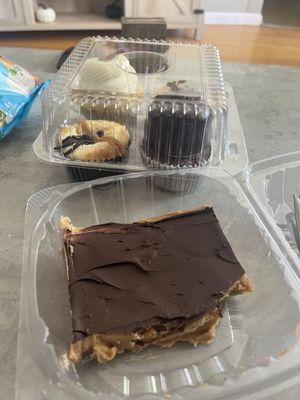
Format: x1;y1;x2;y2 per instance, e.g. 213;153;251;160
130;0;264;16
202;0;249;12
130;0;191;17
128;0;264;25
202;0;263;25
247;0;264;13
201;0;263;13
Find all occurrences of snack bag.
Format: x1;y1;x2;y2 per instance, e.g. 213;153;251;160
0;56;46;139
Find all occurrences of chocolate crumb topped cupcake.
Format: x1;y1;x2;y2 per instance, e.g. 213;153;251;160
143;94;212;168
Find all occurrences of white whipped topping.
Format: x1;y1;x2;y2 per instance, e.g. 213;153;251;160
79;54;138;94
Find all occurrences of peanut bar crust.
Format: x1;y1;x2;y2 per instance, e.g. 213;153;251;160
61;207;253;364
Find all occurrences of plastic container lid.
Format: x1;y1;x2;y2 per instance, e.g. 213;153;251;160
38;37;232;173
16;170;300;399
243;151;300;263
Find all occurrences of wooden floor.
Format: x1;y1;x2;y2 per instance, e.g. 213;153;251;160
0;25;300;66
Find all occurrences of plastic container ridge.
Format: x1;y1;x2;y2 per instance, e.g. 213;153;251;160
244;151;300;263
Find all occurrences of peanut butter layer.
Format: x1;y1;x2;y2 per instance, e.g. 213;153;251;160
62;207;253;364
68;273;252;364
69;309;221;363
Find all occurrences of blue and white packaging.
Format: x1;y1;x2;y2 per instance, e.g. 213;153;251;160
0;55;46;139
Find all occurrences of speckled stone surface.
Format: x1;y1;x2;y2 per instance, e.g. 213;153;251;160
223;63;300;162
0;48;300;400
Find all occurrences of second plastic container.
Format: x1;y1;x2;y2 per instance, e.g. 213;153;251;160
244;151;300;261
16;169;300;400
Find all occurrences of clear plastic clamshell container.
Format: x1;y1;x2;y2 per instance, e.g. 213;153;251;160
33;37;247;178
244;151;300;262
16;170;300;399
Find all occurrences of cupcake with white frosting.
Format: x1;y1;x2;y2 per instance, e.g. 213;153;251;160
78;54;141;127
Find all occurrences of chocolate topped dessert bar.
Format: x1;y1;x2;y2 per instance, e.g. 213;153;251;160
61;207;253;364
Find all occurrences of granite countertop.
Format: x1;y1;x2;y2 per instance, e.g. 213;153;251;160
0;47;300;400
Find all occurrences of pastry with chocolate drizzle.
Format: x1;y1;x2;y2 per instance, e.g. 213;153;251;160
55;119;130;162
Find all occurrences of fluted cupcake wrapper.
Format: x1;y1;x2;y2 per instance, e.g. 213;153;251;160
153;173;203;193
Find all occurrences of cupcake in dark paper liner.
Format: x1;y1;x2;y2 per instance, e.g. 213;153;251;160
143;97;212;167
66;166;124;183
153;172;203;194
143;80;213;167
142;81;213;192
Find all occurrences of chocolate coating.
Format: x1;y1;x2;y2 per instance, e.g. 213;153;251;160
64;208;245;343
